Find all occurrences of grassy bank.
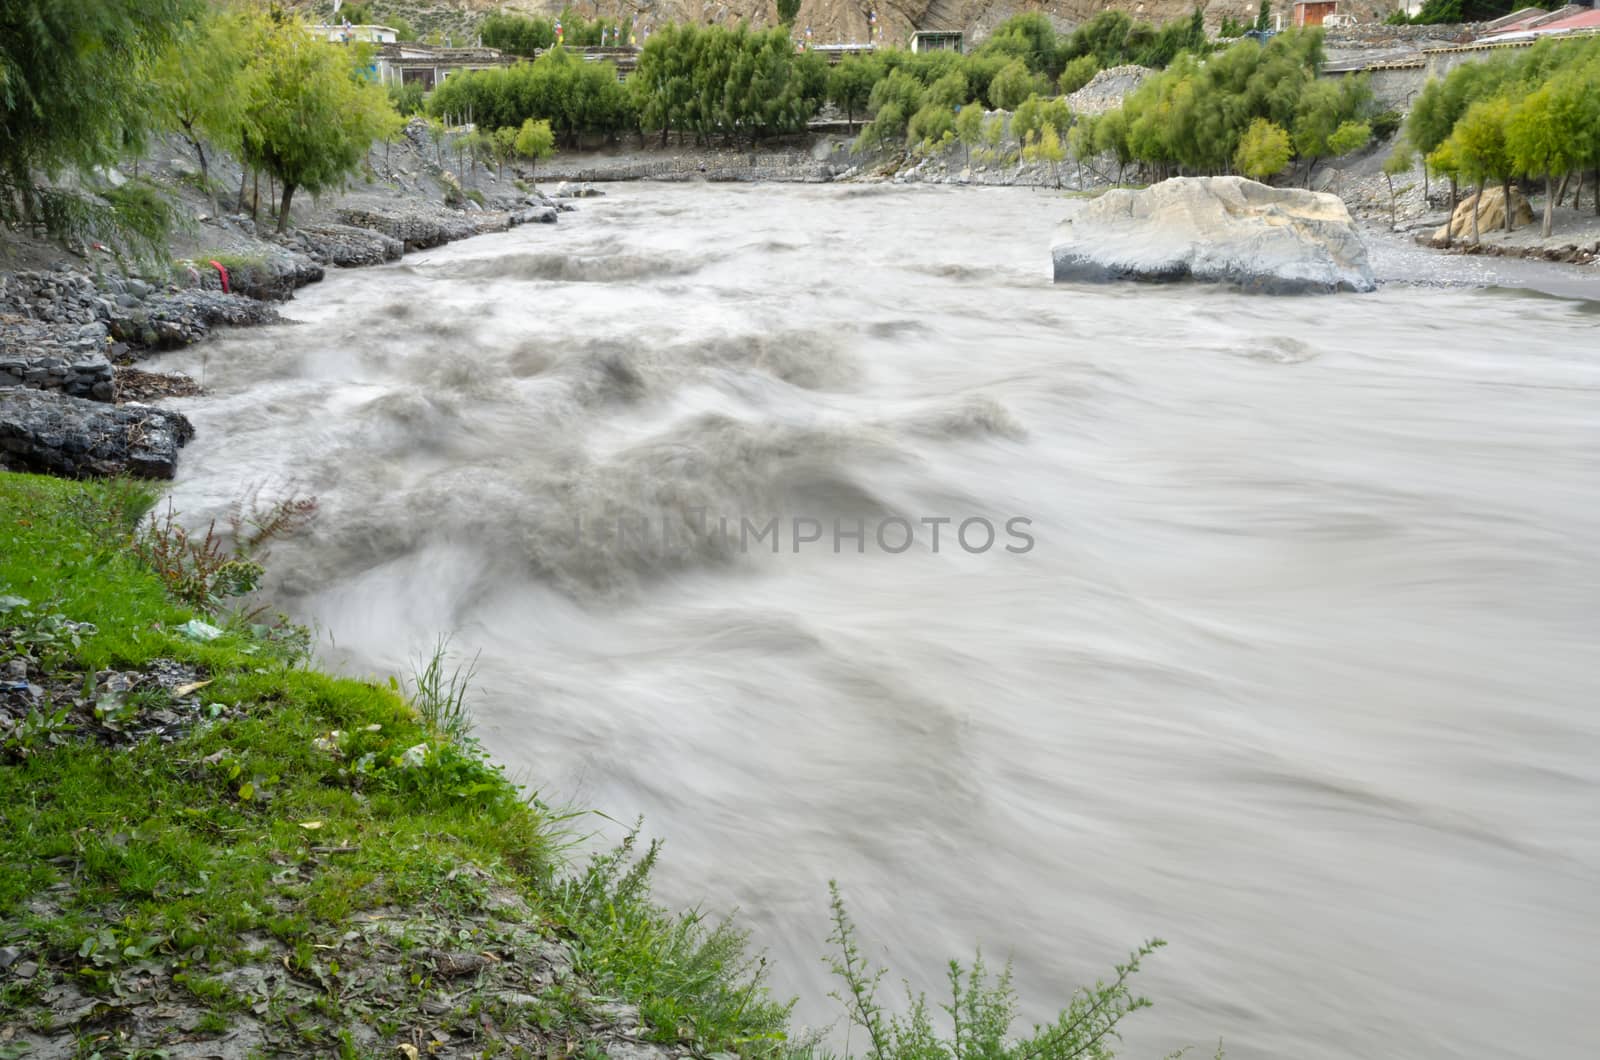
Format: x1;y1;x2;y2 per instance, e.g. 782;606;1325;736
0;473;1176;1059
0;473;787;1058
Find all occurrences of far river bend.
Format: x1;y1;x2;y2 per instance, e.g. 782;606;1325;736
156;184;1599;1060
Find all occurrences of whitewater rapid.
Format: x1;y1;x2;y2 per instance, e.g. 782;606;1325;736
156;183;1600;1060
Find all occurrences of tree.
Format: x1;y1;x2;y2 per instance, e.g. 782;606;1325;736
243;24;396;232
1024;122;1066;187
514;118;557;180
1257;0;1273;31
1327;119;1373;158
1382;138;1416;228
776;0;801;25
1059;54;1100;96
907;102;955;152
1448;95;1517;235
1235;117;1291;180
1;0;197;234
151;5;251;215
989;59;1039;111
1068;112;1098;184
491;126;518;181
1094;108;1134;184
954;104;984;167
828;55;881;132
1506;76;1587;237
1292;76;1372;187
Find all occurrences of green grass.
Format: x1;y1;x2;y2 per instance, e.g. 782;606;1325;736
0;472;790;1055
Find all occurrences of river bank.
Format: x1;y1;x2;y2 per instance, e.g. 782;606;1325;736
0;118;598;480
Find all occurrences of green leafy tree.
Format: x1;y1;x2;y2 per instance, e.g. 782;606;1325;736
776;0;801;25
1235;117;1291;180
1023;121;1067;186
1068;112;1098;185
989;60;1040;111
828;55;882;132
1447;95;1517;235
1257;0;1273;31
1506;76;1586;237
1382;138;1416;228
1;0;196;234
907;102;955;152
514;117;557;180
954;104;985;167
1058;54;1100;96
151;6;252;214
243;21;396;232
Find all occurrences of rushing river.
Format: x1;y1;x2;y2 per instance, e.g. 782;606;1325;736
156;184;1600;1060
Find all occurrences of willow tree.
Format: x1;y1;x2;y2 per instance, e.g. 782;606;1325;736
243;26;394;233
152;5;253;214
1;0;195;233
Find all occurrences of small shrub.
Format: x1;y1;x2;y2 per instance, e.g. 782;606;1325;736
407;636;478;744
823;880;1173;1060
1369;109;1403;142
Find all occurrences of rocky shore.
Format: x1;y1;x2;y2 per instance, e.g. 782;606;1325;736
0;119;579;481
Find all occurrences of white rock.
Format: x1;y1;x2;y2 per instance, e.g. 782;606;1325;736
1051;176;1377;295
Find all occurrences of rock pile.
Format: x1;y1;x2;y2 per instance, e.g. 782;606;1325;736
0;388;193;479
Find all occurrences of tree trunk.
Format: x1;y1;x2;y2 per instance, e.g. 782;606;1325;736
276;182;295;234
238;165;249;214
1554;170;1570;208
251;169;260;223
183;123;218;216
1385;172;1396;229
1542;173;1554;238
1502;177;1513;233
1471;182;1481;244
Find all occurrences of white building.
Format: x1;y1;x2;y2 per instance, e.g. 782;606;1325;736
308;24;400;45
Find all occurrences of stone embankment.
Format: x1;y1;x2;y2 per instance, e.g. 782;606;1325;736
537;145;846;184
1;188;572;480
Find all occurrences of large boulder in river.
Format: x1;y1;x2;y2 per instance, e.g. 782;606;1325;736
0;388;193;479
1051;177;1376;294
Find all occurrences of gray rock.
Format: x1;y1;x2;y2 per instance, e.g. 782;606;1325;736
337;204;478;251
1051;177;1377;294
0;387;194;479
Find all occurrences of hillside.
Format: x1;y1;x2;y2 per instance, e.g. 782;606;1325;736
295;0;1397;47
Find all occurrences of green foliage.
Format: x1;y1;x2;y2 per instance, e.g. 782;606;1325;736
989;59;1042;110
1235;117;1292;179
388;79;426;116
549;831;792;1052
824;881;1170;1060
150;5;252;210
1085;30;1365;181
0;0;196;238
431;47;633;145
777;0;802;25
1059;54;1101;96
479;12;555;56
240;17;398;232
908;102;956;150
1257;0;1274;31
829;54;884;129
627;23;824;146
514;117;558;179
1369;109;1403;141
1407;34;1599;234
